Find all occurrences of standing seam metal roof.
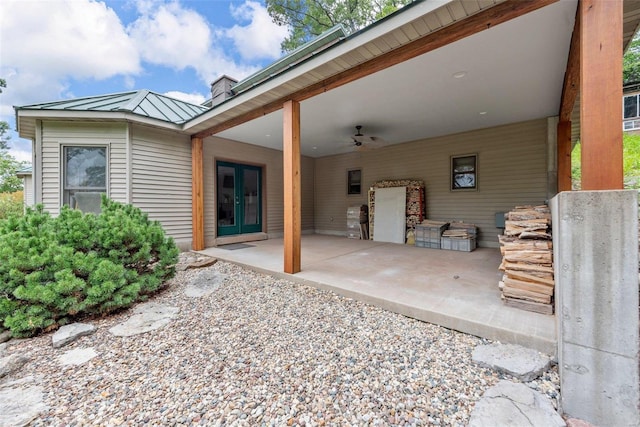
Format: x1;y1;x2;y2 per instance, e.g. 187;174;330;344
16;90;209;124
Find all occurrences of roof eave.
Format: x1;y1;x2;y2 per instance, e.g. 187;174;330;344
15;109;188;138
183;0;454;133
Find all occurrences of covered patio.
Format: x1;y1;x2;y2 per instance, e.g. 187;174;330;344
199;235;556;354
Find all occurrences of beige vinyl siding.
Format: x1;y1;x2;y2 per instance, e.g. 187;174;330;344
203;136;314;247
23;175;34;207
314;118;550;247
40;122;127;216
130;126;192;249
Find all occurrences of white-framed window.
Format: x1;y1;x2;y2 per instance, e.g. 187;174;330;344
62;146;108;208
624;119;640;131
624;93;640;120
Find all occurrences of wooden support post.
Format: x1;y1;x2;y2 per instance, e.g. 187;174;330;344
283;100;301;274
191;136;205;251
579;0;623;190
557;121;572;192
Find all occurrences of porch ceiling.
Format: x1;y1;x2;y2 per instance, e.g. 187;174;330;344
215;0;578;158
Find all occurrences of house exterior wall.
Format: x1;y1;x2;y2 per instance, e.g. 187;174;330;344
23;175;33;207
314;118;551;247
130;125;193;250
40;122;128;216
202;136;315;247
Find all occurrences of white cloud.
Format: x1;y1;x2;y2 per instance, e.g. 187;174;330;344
164;91;206;105
0;0;287;130
129;1;212;70
225;1;288;61
0;0;140;105
4;137;33;163
128;0;264;85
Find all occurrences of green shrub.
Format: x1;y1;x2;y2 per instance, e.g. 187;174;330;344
0;191;24;220
0;196;179;337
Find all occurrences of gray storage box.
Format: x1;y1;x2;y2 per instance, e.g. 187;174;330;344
440;237;476;252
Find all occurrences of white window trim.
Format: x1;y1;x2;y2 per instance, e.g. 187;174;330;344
623;93;640;120
60;143;110;207
624;119;640;131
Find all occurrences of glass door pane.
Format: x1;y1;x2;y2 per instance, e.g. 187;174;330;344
217;165;237;234
243;168;259;226
216;162;262;236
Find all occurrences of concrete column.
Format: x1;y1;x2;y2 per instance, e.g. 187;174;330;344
551;190;639;426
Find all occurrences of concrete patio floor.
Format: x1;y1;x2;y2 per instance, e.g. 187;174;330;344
199;234;556;355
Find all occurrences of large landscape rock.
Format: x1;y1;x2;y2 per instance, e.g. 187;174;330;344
52;323;96;348
185;269;227;298
472;343;552;382
0;376;47;427
109;302;179;337
0;353;30;379
58;347;98;366
0;330;11;343
468;380;565;427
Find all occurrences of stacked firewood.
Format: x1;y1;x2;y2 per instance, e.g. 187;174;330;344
443;222;477;239
498;205;554;315
442;229;470;238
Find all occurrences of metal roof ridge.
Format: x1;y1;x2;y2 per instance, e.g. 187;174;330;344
120;89;150;112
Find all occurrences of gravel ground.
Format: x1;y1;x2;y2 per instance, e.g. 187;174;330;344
4;258;559;426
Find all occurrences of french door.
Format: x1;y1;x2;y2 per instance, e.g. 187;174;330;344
216;161;262;236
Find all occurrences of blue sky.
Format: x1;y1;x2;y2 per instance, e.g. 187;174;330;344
0;0;291;163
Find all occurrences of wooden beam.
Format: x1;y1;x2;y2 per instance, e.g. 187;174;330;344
191;136;205;250
559;4;580;123
195;0;559;139
283;100;301;274
580;0;623;190
557;120;572;192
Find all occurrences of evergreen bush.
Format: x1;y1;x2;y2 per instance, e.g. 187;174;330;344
0;196;179;337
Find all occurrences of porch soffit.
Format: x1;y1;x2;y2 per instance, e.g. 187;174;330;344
206;0;638;159
192;0;576;158
185;0;507;136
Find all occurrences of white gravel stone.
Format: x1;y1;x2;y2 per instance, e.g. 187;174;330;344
5;261;560;426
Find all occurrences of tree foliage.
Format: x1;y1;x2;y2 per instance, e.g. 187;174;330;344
0;152;24;193
571;134;640;189
267;0;413;52
0;191;23;220
624;33;640;85
0;78;24;193
0;196;179;337
0;78;9;151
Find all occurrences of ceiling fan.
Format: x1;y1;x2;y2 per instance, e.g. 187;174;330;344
350;125;386;150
